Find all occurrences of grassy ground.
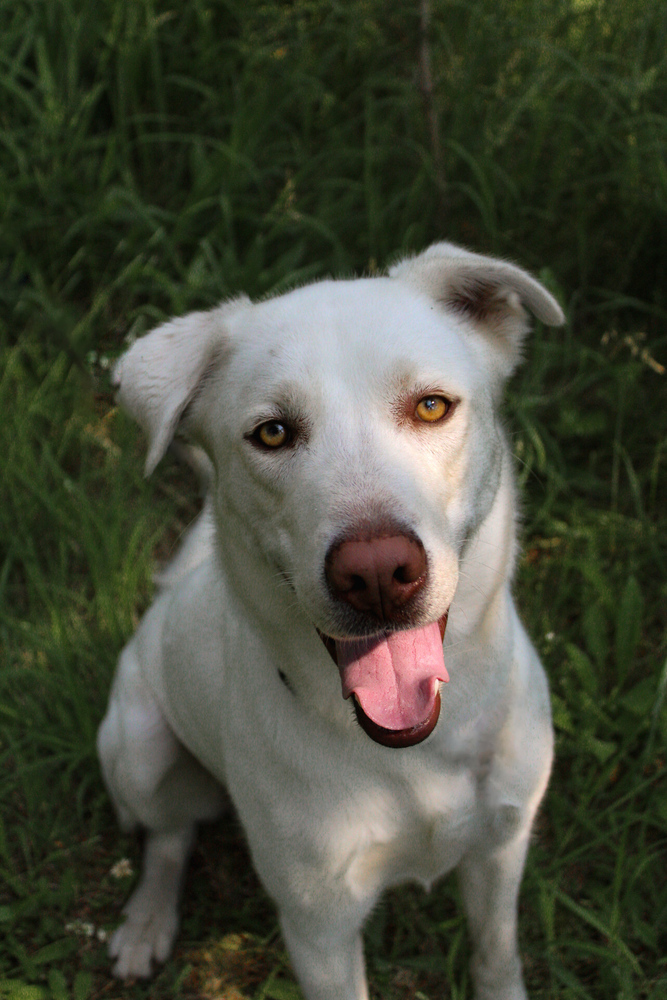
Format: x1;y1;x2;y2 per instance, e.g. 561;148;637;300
1;0;666;997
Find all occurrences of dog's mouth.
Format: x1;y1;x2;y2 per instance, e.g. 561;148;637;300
317;613;449;749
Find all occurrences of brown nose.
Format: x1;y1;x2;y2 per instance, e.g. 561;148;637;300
326;534;427;622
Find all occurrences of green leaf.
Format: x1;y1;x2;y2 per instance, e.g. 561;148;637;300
31;938;77;966
0;984;47;1000
582;602;608;670
46;971;67;1000
557;405;608;439
615;576;643;684
72;972;93;1000
620;676;658;717
537;877;556;944
565;643;598;696
551;693;575;734
580;731;617;765
259;973;304;1000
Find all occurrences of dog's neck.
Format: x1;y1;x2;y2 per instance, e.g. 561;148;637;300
447;448;517;646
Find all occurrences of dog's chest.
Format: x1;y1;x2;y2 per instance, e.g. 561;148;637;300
343;763;481;897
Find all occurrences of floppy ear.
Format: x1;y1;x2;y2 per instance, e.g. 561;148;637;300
112;298;248;475
389;242;564;378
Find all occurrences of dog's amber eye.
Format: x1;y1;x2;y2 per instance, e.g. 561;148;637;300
415;396;450;423
255;421;289;448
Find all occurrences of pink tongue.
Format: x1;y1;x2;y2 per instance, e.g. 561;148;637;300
336;622;449;731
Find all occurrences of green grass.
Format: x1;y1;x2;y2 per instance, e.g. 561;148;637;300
1;0;666;997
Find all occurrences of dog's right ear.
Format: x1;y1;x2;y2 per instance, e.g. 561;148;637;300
113;298;248;475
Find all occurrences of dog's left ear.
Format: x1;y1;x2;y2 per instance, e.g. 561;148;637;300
113;298;248;475
390;242;565;378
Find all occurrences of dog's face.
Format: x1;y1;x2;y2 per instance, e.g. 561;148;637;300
197;277;496;632
115;243;563;746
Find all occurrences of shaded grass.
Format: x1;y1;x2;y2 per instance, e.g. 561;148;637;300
1;0;666;997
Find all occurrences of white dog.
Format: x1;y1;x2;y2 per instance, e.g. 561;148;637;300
98;242;564;1000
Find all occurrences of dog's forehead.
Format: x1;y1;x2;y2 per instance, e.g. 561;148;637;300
228;277;475;386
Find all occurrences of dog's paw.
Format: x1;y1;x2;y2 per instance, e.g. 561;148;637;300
109;903;178;979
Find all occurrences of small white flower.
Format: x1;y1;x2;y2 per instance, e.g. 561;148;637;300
97;928;108;942
545;632;555;642
65;919;95;937
110;857;133;879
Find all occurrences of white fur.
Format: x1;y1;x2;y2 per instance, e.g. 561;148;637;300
98;243;564;998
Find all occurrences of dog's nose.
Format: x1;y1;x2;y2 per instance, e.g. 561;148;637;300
326;534;427;622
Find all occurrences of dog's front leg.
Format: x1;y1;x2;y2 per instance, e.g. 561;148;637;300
109;826;195;979
458;830;531;1000
279;910;369;1000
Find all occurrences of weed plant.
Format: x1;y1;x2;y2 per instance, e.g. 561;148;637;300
1;1;665;997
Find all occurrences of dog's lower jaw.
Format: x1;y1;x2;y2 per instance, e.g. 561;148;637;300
352;688;442;747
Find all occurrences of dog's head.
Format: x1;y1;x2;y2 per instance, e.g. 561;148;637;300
114;242;563;747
